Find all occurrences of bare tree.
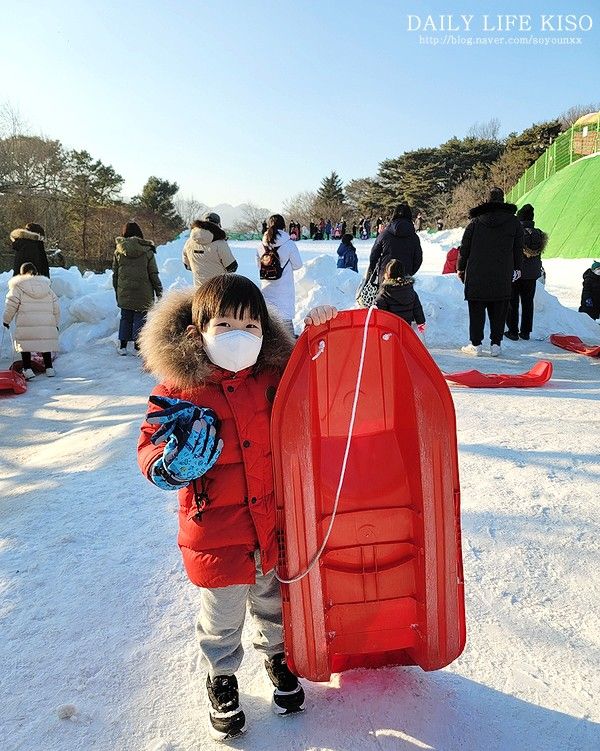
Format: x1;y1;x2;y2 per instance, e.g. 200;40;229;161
174;194;207;227
0;102;26;139
558;103;600;129
446;174;492;227
282;191;319;227
233;202;269;234
466;117;501;141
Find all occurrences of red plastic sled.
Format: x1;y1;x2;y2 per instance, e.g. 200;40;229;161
444;360;553;388
272;309;465;682
11;353;47;374
0;369;27;395
550;334;600;358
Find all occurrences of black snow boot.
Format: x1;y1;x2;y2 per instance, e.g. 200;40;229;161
206;674;246;741
265;653;305;715
504;330;519;341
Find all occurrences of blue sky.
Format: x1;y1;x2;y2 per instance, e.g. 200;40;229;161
1;0;598;210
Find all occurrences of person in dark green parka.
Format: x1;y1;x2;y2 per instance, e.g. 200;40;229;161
112;222;162;355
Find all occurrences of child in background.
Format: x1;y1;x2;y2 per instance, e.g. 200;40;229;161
578;260;600;320
442;246;460;274
2;262;59;379
137;274;336;741
375;259;426;334
336;233;358;272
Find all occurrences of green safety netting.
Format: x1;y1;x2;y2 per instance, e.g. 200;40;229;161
506;113;599;258
514;154;600;259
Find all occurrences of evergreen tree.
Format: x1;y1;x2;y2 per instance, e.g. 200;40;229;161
378;148;443;211
377;137;503;214
64;150;123;259
317;171;345;203
344;177;387;218
132;176;183;233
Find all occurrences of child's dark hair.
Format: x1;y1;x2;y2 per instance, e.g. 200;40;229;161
191;219;227;242
192;274;270;334
25;223;45;237
384;259;406;279
20;262;38;275
122;221;144;239
341;233;354;246
265;214;285;245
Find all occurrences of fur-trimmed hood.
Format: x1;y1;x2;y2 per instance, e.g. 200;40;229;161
469;201;518;221
115;236;155;258
520;219;548;257
8;273;52;299
10;228;44;243
138;287;295;390
381;276;415;288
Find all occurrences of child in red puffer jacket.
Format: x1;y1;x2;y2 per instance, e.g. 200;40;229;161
137;273;336;741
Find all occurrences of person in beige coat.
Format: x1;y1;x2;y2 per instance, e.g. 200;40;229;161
3;262;60;380
182;220;238;287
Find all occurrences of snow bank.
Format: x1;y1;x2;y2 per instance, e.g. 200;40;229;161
1;232;597;356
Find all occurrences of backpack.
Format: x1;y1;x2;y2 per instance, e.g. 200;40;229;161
259;245;289;280
523;226;545;256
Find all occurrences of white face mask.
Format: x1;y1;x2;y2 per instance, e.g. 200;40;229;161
593;268;600;276
202;330;263;373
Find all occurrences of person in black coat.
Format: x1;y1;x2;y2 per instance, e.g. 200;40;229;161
366;204;423;285
10;223;50;278
375;259;425;328
457;188;523;356
505;204;547;340
579;261;600;320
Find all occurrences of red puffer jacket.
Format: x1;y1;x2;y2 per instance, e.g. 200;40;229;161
137;288;294;588
442;247;459;274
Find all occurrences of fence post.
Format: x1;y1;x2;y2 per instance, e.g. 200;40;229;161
569;125;574;164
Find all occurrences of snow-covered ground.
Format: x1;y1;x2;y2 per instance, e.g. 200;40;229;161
1;233;599;751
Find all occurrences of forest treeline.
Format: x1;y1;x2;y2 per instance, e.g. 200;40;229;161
1;103;595;270
0;108;188;271
281;104;597;230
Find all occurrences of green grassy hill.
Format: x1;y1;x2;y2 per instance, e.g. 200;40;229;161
516;154;600;259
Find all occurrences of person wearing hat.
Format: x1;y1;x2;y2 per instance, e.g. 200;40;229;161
457;187;523;357
182;219;238;287
505;203;547;340
10;223;50;277
579;260;600;321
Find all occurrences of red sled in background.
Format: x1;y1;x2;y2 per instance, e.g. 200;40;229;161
444;360;553;388
550;334;600;358
272;309;466;683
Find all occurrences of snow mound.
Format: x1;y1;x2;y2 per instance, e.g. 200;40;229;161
1;232;597;354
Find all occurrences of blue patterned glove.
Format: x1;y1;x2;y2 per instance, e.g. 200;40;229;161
146;396;223;489
147;395;217;444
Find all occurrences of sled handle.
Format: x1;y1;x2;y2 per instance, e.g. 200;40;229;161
321;551;416;575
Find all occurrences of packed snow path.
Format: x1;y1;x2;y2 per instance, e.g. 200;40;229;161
1;235;599;750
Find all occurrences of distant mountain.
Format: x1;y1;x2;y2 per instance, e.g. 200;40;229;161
207;203;271;230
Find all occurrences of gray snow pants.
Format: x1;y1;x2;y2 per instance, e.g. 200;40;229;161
195;552;284;678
